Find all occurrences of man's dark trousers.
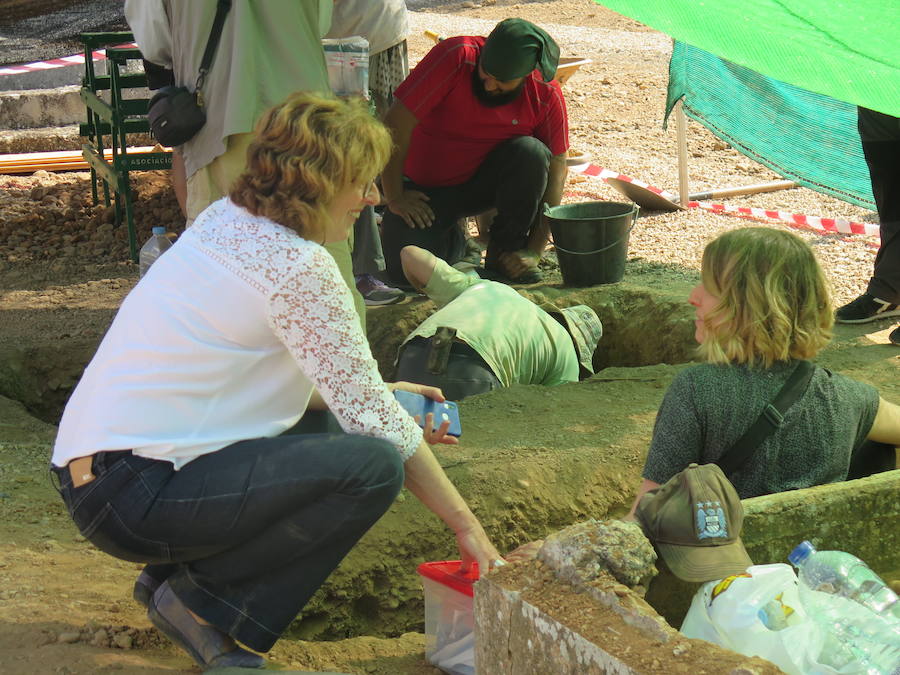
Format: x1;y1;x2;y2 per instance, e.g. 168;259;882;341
859;108;900;304
381;135;550;284
395;336;502;401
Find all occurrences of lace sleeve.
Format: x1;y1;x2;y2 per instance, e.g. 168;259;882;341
267;244;422;461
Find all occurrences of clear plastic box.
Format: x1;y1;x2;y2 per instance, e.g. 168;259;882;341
321;36;369;98
417;560;479;675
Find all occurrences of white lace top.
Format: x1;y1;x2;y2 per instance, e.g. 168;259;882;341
52;198;422;469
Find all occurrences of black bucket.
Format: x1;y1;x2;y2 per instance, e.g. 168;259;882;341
544;201;639;286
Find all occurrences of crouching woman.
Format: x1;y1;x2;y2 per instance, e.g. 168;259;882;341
50;93;502;670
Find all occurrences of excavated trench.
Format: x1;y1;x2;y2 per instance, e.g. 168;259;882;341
0;83;711;639
0;271;702;639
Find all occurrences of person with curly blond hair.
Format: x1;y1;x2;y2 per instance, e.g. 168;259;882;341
51;93;503;671
629;227;900;507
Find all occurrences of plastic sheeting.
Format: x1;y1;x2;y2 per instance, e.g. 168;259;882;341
666;42;875;208
593;0;900;116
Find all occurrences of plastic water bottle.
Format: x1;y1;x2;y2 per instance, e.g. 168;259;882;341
788;541;900;621
797;586;900;674
139;226;172;277
789;541;900;674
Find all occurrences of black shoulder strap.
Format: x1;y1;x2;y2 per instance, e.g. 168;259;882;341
195;0;232;90
716;360;816;476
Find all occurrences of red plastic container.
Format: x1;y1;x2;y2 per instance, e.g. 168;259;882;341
416;561;479;674
417;560;480;596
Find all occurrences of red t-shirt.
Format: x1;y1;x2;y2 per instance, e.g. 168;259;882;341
394;36;569;187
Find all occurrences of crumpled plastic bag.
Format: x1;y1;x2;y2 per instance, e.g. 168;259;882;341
429;606;474;675
680;563;899;675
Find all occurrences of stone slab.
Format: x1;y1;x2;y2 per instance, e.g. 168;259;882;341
474;564;783;674
0;86;84;129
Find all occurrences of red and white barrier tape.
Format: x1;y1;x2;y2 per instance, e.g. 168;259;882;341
687;200;881;238
0;51;883;246
0;43;137;76
574;163;880;243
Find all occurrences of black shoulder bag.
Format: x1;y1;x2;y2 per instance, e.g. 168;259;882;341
148;0;232;147
715;360;815;477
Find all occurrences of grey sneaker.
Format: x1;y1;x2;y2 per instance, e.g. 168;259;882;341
355;274;404;306
890;325;900;346
835;293;900;324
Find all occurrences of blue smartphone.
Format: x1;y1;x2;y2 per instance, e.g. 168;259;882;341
393;390;462;437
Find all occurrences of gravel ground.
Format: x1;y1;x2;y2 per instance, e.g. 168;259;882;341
0;0;883;310
0;0;127;66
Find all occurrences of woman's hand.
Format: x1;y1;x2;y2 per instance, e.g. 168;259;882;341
455;520;505;574
387;382;458;445
388;381;446;402
419;412;459;446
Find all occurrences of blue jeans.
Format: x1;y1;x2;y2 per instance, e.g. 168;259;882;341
52;433;404;652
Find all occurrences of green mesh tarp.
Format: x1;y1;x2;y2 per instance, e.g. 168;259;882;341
594;0;900;116
666;42;875;208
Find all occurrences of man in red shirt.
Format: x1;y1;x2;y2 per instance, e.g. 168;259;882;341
380;18;569;284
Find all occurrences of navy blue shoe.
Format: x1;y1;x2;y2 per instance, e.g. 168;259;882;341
133;569;161;609
148;581;265;671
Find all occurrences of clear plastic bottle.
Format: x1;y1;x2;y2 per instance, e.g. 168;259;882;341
139;226;172;277
788;541;900;621
797;585;900;675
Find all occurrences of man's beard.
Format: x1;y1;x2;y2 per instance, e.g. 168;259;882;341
471;67;525;108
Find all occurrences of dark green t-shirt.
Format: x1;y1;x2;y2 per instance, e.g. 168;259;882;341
642;361;880;498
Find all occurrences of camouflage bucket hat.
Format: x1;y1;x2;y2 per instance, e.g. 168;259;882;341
635;463;753;583
540;303;602;375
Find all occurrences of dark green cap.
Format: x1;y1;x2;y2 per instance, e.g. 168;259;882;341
635;463;753;583
481;18;560;82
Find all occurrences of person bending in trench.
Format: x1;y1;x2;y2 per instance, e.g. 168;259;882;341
395;245;603;400
628;227;900;513
379;18;569;285
49;94;503;671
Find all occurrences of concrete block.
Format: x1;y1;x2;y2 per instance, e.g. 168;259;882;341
0;63;84;92
474;563;783;674
0;87;85;129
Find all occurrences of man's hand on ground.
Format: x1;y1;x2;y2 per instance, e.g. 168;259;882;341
498;249;540;278
505;539;544;563
388;190;435;229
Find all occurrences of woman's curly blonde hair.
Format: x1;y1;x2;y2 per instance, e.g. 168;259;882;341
698;227;834;367
230;92;392;240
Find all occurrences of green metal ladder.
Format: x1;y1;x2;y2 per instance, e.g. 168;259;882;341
79;32;172;262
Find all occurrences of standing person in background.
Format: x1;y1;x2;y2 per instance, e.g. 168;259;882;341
123;0;187;217
327;0;409;306
835;108;900;345
160;0;366;324
379;18;569;285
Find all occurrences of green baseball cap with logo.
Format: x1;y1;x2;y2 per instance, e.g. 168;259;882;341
635;463;753;583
